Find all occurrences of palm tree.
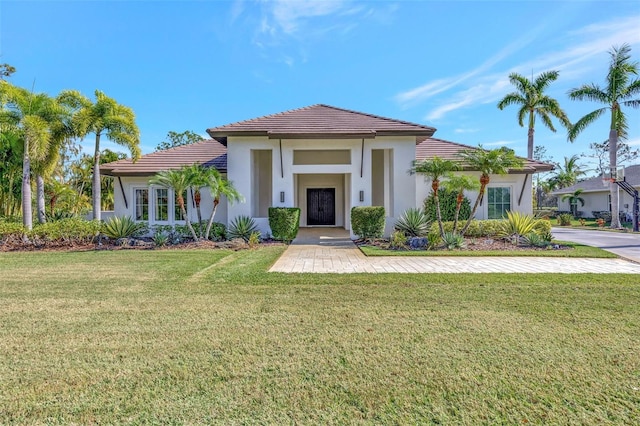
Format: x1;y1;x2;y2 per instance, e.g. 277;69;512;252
411;156;459;237
568;44;640;228
457;146;524;235
59;90;140;221
184;163;208;235
0;82;59;229
442;174;480;234
561;189;585;217
149;168;198;241
0;128;23;216
498;71;571;159
202;167;243;240
549;155;586;189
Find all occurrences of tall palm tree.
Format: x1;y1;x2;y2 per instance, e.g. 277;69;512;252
0;128;24;216
184;163;208;235
549;155;586;189
457;146;523;235
442;174;480;234
561;189;585;217
149;168;198;241
568;44;640;228
498;71;571;159
59;90;140;221
202;167;243;240
411;156;459;237
0;82;59;229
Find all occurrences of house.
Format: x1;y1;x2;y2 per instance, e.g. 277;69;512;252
552;164;640;220
101;104;552;237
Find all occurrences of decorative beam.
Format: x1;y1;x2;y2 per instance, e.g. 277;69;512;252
117;177;128;209
360;138;365;178
279;139;284;178
518;174;529;206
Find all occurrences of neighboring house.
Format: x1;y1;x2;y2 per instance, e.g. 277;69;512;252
552;164;640;220
102;104;552;237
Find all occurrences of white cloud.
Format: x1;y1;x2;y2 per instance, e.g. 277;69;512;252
398;14;640;121
627;137;640;146
482;140;517;147
454;128;480;134
262;0;350;35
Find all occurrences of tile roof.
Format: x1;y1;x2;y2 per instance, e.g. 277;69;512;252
416;137;554;173
101;139;227;176
552;164;640;194
206;104;436;143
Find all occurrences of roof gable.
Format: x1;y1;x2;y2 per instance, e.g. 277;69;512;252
206;104;436;143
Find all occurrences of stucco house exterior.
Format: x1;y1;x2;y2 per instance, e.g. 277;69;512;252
101;104;552;237
552;164;640;221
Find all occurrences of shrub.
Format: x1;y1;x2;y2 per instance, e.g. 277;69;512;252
152;232;169;247
442;232;465;250
268;207;301;243
424;188;471;222
558;214;573;226
102;216;145;239
408;236;428;250
0;221;25;243
394;208;430;237
228;215;259;242
389;230;408;249
45;210;76;222
351;206;385;240
592;211;612;222
248;231;261;249
29;218;102;245
206;222;227;241
427;233;441;250
522;232;550;248
533;218;552;236
428;219;503;238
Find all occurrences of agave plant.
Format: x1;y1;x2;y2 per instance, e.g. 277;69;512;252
102;216;143;239
442;231;465;250
498;211;538;245
522;232;549;248
394;208;431;237
227;215;259;242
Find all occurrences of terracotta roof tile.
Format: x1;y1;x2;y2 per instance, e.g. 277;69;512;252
101;139;227;176
207;104;436;143
416;137;554;173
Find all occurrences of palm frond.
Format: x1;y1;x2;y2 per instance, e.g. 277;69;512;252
567;83;608;102
567;108;606;141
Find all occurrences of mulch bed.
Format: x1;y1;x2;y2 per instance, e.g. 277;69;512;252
356;237;570;252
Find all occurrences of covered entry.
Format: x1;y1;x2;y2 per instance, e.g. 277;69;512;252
296;174;348;228
307;188;335;225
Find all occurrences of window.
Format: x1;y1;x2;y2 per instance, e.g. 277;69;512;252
155;188;169;221
135;189;149;221
175;190;186;221
487;187;511;219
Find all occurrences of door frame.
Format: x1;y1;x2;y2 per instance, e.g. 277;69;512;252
306;188;336;226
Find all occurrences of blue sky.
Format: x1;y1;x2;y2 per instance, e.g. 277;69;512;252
2;0;639;175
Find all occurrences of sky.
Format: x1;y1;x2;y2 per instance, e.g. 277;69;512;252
2;0;639;176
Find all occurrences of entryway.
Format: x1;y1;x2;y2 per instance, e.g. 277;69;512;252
307;188;335;225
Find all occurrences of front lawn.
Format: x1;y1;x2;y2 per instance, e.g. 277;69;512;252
1;248;639;424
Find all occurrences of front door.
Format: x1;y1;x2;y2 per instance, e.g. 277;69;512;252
307;188;335;226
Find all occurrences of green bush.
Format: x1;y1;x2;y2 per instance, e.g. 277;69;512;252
389;230;408;249
102;216;145;239
533;218;552;236
29;218;102;245
394;208;430;237
522;232;550;248
497;211;538;245
0;221;26;243
442;232;465;250
152;232;169;247
268;207;301;243
429;219;503;238
558;214;573;226
424;188;471;222
228;215;259;242
351;206;385;240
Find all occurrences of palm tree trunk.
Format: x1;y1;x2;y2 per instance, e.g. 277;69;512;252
36;175;46;223
432;181;444;238
527;126;534;159
179;197;199;241
22;138;33;230
92;133;101;221
461;178;488;235
452;193;463;234
609;128;621;228
204;198;219;240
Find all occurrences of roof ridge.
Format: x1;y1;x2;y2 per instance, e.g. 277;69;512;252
103;138;219;166
315;104;435;131
211;104;322;129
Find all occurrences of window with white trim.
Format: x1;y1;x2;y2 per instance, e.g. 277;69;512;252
135;188;149;221
487;187;511;219
154;188;169;222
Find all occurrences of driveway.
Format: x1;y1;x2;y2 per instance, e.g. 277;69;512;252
552;227;640;263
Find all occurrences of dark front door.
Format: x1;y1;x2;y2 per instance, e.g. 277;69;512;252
307;188;335;225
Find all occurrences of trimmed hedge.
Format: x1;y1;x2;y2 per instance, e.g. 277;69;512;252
351;206;385;240
424;188;471;222
268;207;300;243
30;218;102;245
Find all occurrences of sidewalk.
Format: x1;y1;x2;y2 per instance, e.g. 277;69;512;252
269;228;640;274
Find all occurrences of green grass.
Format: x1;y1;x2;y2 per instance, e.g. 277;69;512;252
559;218;634;230
360;241;618;257
1;248;639;424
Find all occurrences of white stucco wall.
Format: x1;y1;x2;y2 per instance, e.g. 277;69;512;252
415;172;535;220
556;188;636;218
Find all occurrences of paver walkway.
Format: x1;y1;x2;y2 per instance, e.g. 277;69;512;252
269;228;640;274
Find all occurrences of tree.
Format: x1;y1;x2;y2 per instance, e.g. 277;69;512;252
59;90;140;221
568;44;640;229
0;82;61;229
149;168;198;241
549;155;586;189
561;189;585;217
0;63;16;80
442;174;480;234
583;139;640;176
498;71;571;159
184;163;208;234
155;130;202;151
202;167;243;240
533;145;554;208
0;128;23;216
411;156;459;238
457;146;524;235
